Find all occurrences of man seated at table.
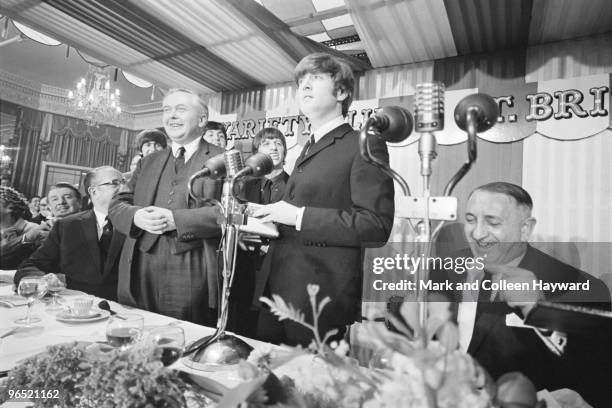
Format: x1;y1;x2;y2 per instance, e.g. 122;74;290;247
0;186;50;269
433;181;611;406
15;167;126;300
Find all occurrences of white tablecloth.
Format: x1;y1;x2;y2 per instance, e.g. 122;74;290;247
0;282;268;389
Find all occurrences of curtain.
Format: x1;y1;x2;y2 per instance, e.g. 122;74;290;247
11;106;138;197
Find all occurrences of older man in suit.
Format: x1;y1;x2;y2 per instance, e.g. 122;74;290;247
254;53;395;346
15;167;125;299
433;182;611;406
109;88;223;325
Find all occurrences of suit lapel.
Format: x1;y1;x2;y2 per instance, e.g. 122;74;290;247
144;149;172;205
183;139;211;203
103;231;124;276
80;210;102;275
466;271;498;355
294;123;352;168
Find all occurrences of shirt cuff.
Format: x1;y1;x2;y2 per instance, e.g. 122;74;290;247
295;207;306;231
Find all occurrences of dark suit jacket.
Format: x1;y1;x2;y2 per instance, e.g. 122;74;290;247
108;140;224;308
434;245;611;406
254;123;395;335
15;210;124;300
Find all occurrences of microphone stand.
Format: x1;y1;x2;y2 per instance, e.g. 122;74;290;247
184;173;253;371
361;90;498;345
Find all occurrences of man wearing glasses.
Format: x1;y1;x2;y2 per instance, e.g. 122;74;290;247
15;166;126;300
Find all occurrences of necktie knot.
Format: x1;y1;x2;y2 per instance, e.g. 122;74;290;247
176;147;186;159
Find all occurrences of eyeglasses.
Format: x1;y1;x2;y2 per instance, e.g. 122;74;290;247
95;179;125;188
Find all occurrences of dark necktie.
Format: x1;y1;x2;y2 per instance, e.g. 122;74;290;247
174;146;186;173
299;134;315;160
99;217;113;257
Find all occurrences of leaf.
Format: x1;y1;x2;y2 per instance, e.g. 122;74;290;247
437;321;459;351
259;295;305;325
425;316;446;342
399;302;420;332
317;296;331;314
385;313;414;340
216;375;268;408
321;328;339;345
364;321;415;356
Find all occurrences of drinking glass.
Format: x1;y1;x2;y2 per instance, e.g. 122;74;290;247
146;326;185;366
45;273;66;312
106;314;144;350
15;277;48;325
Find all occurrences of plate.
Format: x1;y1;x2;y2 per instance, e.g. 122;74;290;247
56;309;110;324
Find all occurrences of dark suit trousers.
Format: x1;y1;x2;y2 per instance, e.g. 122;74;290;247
131;235;216;326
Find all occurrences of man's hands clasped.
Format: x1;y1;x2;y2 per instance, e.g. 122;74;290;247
133;206;176;234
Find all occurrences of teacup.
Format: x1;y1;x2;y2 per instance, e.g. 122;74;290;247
72;297;94;316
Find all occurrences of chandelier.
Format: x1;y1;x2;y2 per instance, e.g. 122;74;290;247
67;67;122;126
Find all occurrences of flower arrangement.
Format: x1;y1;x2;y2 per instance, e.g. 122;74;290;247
0;342;211;408
220;284;539;408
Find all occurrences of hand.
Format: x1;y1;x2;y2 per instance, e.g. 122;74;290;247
134;206;175;234
253;201;299;226
23;223;51;244
486;264;544;316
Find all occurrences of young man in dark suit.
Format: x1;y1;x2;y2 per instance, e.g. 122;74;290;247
253;53;395;346
109;88;224;325
15;167;126;299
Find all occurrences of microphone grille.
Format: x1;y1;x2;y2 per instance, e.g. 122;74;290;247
415;82;445;132
224;149;244;177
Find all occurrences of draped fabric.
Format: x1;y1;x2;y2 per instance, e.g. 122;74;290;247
11;106;138;197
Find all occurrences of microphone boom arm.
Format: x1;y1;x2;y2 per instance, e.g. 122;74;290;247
443;108;478;196
360;119;411;196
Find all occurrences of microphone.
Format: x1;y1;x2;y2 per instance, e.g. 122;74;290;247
415;82;444;177
415;82;444;132
224;149;245;178
368;106;413;143
187;153;226;200
232;153;274;180
454;93;499;133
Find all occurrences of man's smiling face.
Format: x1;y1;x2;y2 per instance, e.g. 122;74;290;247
464;190;534;265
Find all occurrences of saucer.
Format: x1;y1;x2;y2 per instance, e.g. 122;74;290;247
56;309;110;324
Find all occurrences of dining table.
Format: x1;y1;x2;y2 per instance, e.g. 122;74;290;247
0;272;272;406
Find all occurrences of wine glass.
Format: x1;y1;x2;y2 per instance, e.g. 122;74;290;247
15;277;48;325
146;326;185;366
45;273;66;312
106;314;144;350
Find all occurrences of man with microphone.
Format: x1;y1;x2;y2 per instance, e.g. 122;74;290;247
253;53;395;346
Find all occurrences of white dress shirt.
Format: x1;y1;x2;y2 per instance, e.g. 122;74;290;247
171;136;201;163
457;253;525;352
93;208;108;239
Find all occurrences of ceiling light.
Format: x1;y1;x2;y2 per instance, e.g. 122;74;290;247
67;67;121;126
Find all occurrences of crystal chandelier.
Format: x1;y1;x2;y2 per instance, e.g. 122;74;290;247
67;67;122;126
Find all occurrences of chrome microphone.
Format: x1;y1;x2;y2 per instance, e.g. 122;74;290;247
224;149;245;177
415;82;445;177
